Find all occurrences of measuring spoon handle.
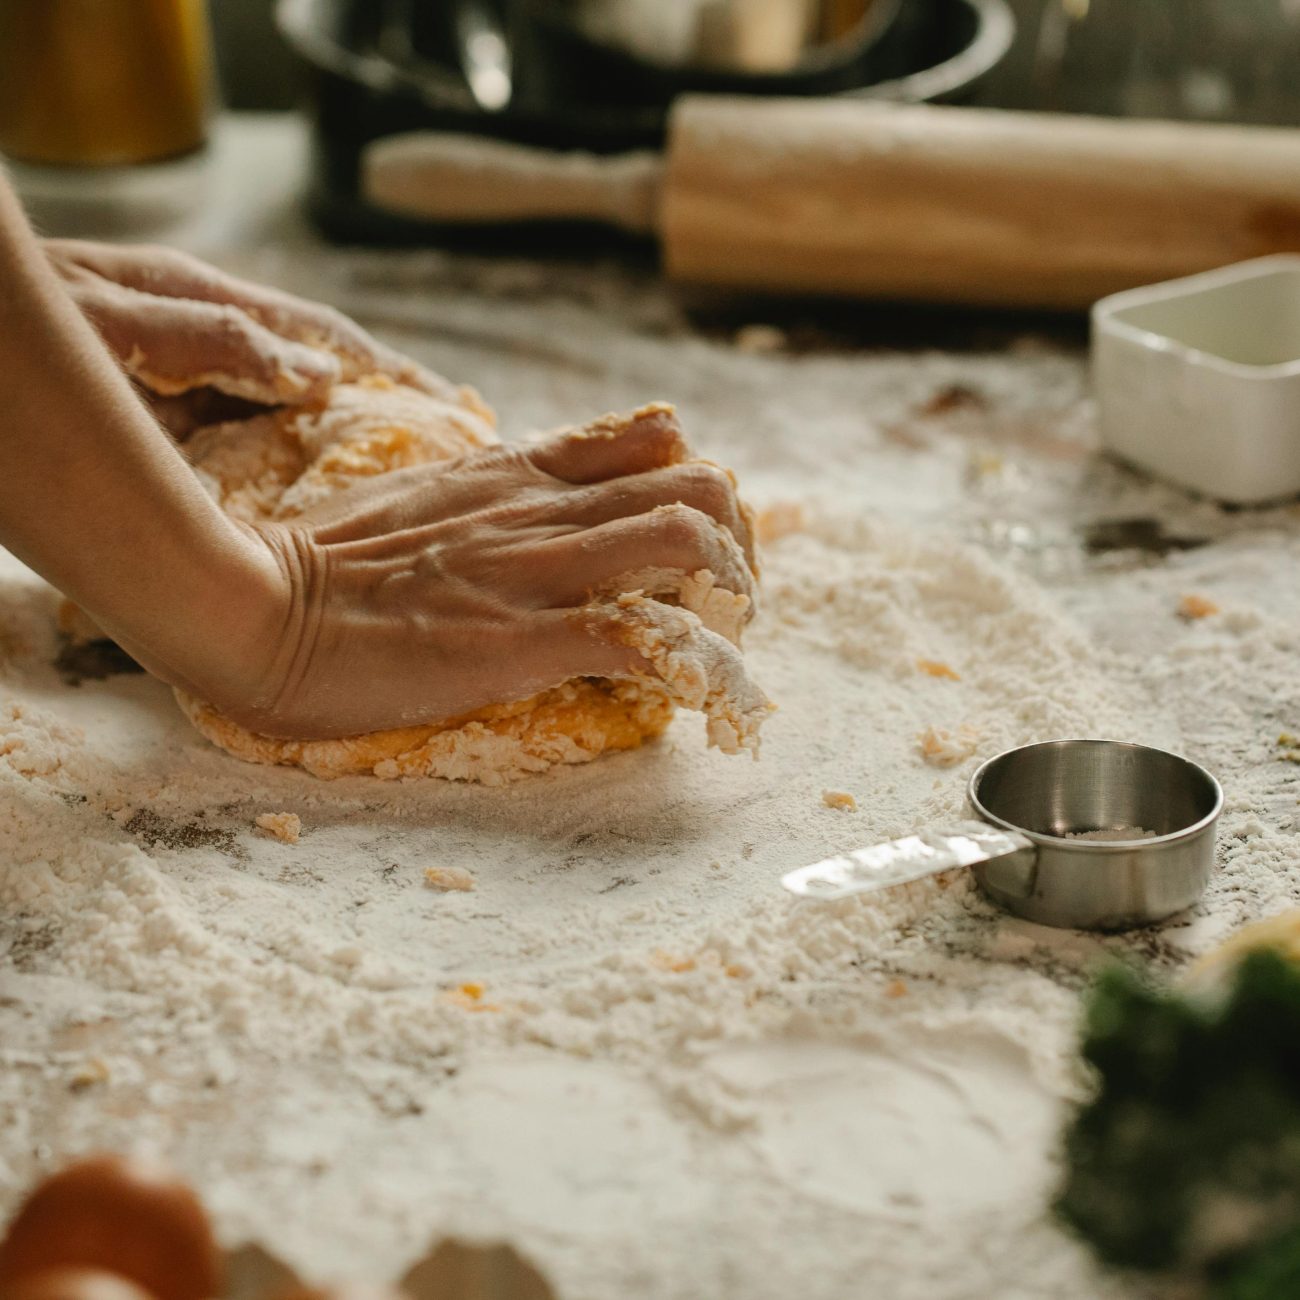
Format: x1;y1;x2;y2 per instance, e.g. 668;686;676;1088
781;824;1035;901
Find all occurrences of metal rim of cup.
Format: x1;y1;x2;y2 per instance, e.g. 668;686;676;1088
966;737;1224;853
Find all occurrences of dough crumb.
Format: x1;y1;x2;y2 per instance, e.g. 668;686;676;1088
255;812;301;844
884;979;909;999
755;501;805;544
653;951;697;973
734;324;787;354
917;659;961;681
68;1057;111;1091
424;865;476;892
918;725;979;767
822;789;857;812
1178;594;1220;620
445;982;499;1011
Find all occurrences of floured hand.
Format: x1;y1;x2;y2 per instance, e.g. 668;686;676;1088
222;403;760;741
43;239;453;418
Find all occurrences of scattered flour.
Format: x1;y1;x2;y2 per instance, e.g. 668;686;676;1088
0;496;1159;1299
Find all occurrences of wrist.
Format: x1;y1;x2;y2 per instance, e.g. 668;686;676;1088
105;511;289;713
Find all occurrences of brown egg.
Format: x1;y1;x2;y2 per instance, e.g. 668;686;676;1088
0;1268;157;1300
0;1156;220;1300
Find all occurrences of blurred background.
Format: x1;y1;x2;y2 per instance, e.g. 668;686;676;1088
207;0;1300;117
3;0;1299;290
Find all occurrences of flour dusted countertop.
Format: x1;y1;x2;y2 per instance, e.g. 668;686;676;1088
4;117;1300;1300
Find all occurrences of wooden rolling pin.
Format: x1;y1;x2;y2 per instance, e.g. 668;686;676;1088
363;96;1300;309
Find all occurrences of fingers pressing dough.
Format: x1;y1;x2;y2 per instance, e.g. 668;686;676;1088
537;503;756;621
172;383;770;783
529;403;690;483
557;459;757;570
576;594;773;756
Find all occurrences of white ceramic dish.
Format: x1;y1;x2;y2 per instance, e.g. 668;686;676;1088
1092;256;1300;504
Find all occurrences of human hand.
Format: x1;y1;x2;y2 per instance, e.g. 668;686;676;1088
43;239;454;425
213;405;758;740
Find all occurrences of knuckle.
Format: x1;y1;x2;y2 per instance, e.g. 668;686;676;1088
674;462;736;512
572;605;618;645
63;274;112;308
475;444;543;489
521;441;574;485
573;477;630;516
637;407;690;456
653;502;713;554
214;303;254;337
529;429;576;463
138;244;201;281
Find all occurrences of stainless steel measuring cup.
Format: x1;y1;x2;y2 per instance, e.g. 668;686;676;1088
782;739;1223;930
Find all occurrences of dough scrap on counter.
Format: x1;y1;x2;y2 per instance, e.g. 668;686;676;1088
917;659;961;681
255;811;301;844
1177;594;1220;621
424;866;476;893
144;377;769;784
918;724;979;768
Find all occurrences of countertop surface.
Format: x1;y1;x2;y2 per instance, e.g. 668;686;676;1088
2;112;1299;1300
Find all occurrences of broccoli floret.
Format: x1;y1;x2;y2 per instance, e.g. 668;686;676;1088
1056;950;1300;1286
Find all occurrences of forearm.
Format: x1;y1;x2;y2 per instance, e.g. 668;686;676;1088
0;177;278;698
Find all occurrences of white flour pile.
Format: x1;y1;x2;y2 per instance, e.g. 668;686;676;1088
4;243;1300;1300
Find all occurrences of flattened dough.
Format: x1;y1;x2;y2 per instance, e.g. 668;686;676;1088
169;376;771;784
